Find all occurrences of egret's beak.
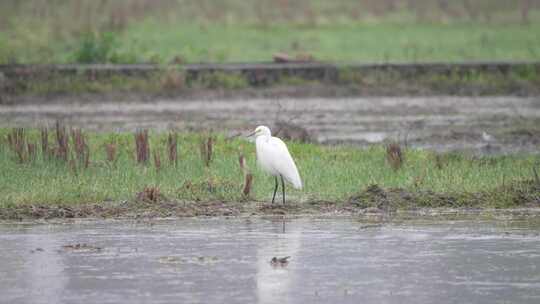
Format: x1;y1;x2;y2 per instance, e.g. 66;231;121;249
246;130;257;137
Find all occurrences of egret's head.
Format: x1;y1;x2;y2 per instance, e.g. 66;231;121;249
248;125;271;138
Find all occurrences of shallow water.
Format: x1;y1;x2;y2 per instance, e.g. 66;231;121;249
1;217;540;304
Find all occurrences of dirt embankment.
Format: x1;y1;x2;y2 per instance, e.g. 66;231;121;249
1;62;540;99
2;180;539;220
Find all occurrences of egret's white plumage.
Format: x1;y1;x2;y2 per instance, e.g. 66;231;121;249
255;126;302;188
248;125;302;204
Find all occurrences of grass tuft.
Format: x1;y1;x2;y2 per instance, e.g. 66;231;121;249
199;135;215;167
71;128;90;170
105;142;117;164
135;129;150;165
40;128;48;156
386;143;404;171
167;132;178;166
239;153;254;197
6;128;27;163
153;148;162;172
136;186;162;203
55;122;69;162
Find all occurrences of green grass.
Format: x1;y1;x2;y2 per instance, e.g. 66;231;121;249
3;21;540;64
113;21;540;64
1;128;539;211
1;0;540;64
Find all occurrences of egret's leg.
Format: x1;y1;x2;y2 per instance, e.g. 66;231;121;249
271;176;279;204
281;175;286;205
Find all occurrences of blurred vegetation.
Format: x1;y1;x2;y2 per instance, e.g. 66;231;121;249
2;64;539;97
0;0;539;64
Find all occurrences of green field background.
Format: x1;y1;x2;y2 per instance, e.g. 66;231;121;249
1;0;539;64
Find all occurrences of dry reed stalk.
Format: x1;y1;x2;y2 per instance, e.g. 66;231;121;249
7;128;26;163
153;148;162;171
71;128;90;169
434;154;444;170
199;135;214;167
413;170;427;189
71;129;84;156
243;173;253;196
135;130;150;164
55;122;69;162
68;156;78;174
40;127;48;156
27;143;36;161
238;154;246;171
207;137;213;164
386;143;404;171
105;143;117;163
533;166;540;186
84;148;90;169
167;132;178;166
239;153;253;196
199;140;207;165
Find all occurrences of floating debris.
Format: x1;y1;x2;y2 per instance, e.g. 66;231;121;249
359;224;383;230
158;256;219;265
195;256;219;265
158;256;184;264
270;256;290;267
62;243;102;252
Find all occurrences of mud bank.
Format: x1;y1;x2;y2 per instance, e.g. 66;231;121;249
2;180;538;220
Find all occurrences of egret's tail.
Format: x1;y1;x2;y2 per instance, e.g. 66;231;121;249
289;174;302;190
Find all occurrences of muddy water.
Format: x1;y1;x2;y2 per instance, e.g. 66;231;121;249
1;96;539;154
1;217;540;304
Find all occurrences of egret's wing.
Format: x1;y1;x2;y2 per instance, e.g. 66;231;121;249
262;137;302;189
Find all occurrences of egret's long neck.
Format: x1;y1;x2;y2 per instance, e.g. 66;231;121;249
257;134;271;143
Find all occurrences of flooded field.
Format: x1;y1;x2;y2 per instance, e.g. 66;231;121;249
2;216;540;304
1;96;539;154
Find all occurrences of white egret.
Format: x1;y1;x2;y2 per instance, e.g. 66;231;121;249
247;125;302;204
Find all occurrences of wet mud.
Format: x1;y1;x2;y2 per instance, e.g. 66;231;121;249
1;95;539;154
